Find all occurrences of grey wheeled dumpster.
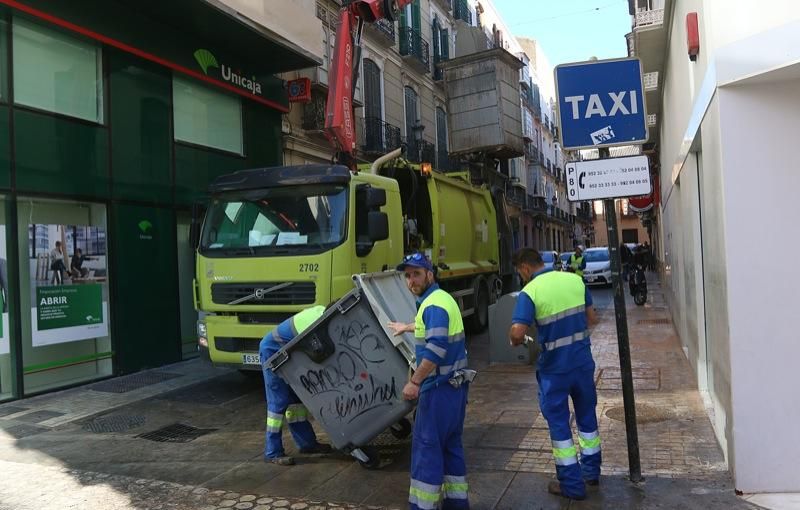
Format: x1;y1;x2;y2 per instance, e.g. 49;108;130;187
266;288;414;469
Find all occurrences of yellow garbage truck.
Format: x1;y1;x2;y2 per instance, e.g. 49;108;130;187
194;155;512;370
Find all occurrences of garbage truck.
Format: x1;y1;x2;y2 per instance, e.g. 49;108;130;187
193;155;512;370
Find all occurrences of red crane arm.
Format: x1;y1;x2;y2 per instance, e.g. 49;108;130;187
324;0;412;170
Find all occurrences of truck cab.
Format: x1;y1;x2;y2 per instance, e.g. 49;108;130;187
194;164;402;369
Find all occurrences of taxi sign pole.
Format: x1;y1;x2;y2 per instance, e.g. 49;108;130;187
599;147;642;482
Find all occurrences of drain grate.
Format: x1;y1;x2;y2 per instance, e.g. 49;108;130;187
90;371;182;394
637;318;671;325
137;423;216;443
83;414;146;433
1;423;48;439
15;410;65;423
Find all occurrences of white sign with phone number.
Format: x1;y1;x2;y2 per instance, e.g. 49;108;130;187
565;155;651;202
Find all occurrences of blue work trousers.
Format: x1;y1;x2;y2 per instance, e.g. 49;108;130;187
409;383;469;510
261;349;318;458
537;365;602;499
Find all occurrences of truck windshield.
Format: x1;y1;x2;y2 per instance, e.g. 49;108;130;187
200;185;347;256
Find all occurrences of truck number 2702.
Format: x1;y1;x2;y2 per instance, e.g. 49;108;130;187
299;263;319;272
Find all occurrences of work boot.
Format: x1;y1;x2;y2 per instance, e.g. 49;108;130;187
547;481;586;501
299;442;333;454
265;455;295;466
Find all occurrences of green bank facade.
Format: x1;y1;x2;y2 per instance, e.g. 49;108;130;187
0;0;314;400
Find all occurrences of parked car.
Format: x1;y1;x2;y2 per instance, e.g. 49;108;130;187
560;251;574;271
540;250;560;271
583;247;612;285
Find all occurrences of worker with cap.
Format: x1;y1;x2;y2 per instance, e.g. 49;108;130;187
569;245;587;278
259;306;333;465
388;252;470;510
508;248;601;500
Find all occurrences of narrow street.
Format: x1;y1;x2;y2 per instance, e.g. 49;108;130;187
0;276;756;509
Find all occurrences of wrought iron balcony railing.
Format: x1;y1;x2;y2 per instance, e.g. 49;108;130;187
373;18;396;44
453;0;472;24
399;27;430;72
361;116;402;155
406;138;436;164
301;93;326;131
635;8;664;30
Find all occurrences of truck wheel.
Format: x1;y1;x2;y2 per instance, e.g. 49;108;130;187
357;445;381;470
468;283;489;332
389;418;412;440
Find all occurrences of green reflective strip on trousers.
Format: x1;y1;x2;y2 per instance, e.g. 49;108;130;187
553;445;577;459
285;405;308;423
578;436;601;449
266;417;283;431
442;482;469;498
409;486;441;503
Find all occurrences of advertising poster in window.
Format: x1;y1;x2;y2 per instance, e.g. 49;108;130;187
29;224;109;347
0;226;8;355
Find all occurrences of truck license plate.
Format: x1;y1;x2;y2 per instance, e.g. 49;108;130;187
242;353;261;365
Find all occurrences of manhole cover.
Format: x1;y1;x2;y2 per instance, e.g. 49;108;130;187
83;414;146;433
137;423;216;443
605;404;673;423
90;371;182;394
637;318;671;325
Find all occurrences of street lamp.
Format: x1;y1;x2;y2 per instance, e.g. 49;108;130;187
411;121;425;163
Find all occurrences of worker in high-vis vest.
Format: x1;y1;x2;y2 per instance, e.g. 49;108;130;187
388;252;470;510
569;246;586;277
259;306;333;465
508;248;600;501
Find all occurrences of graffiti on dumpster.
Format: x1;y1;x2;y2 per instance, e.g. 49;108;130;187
298;319;400;423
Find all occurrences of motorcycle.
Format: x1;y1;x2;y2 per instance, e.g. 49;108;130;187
628;263;647;306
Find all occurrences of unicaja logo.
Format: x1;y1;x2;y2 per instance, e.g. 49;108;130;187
193;48;263;96
138;220;153;240
193;49;218;75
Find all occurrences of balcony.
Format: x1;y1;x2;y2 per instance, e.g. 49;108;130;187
433;0;454;12
634;8;664;30
366;18;396;47
626;31;635;57
399;27;430;74
453;0;472;25
301;92;326;132
525;195;548;214
507;186;527;208
647;114;657;127
643;71;658;91
407;138;436;164
524;141;539;162
360;117;402;155
437;150;462;172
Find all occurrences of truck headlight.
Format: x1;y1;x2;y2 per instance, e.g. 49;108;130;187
197;321;208;347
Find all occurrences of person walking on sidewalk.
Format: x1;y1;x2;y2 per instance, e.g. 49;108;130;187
568;246;587;278
259;306;333;465
388;252;470;510
508;248;601;501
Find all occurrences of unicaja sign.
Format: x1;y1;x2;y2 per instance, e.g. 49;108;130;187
193;49;263;96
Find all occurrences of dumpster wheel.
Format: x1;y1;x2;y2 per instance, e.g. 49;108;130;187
389;417;412;440
353;445;381;470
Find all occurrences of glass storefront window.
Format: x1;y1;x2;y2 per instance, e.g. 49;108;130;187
0;197;11;401
173;75;243;155
18;199;111;394
12;17;103;123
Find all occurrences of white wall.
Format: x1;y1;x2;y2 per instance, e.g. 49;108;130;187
720;78;800;493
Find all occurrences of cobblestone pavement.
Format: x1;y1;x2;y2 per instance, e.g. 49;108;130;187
465;278;727;480
0;460;398;510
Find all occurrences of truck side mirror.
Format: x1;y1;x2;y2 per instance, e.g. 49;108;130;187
367;211;389;241
365;187;386;208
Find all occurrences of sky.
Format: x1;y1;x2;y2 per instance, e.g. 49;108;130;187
494;0;632;67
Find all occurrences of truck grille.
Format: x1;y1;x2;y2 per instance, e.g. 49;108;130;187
211;282;316;306
215;337;261;353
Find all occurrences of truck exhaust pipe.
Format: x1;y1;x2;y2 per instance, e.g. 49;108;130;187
370;147;403;175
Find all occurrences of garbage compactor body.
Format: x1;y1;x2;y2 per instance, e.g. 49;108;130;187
266;287;414;454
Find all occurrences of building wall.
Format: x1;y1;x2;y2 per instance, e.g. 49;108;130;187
655;0;800;492
591;201;649;248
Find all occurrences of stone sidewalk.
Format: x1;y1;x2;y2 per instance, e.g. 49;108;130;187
0;279;758;509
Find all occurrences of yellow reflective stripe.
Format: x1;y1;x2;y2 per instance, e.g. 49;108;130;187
416;289;465;339
442;483;469;497
409;487;441;502
285;405;309;423
578;436;601;449
553;446;577;459
521;271;586;323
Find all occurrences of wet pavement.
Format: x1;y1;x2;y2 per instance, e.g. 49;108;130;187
0;276;761;509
